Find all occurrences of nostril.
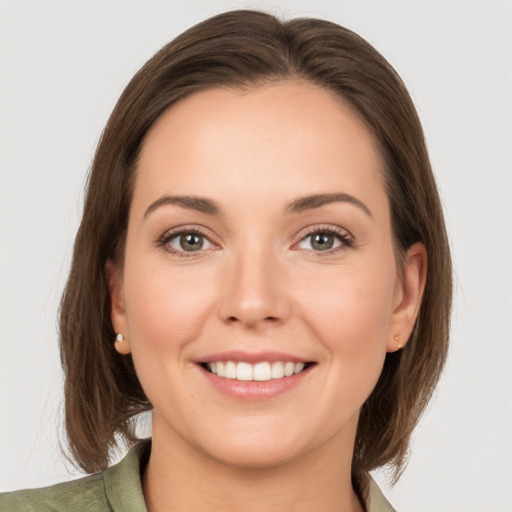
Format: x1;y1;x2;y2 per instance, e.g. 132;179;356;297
226;315;279;325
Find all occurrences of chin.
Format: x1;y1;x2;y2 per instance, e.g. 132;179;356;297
189;414;336;471
203;438;303;471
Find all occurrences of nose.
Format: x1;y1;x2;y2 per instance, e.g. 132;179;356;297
218;247;292;329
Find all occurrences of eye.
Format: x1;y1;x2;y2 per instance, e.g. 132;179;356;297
296;228;353;252
158;228;216;255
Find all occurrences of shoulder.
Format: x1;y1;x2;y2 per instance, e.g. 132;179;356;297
0;472;108;512
0;441;150;512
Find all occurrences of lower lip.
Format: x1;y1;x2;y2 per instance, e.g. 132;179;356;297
198;365;313;400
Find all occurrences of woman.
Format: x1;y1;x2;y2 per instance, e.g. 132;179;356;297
1;9;451;512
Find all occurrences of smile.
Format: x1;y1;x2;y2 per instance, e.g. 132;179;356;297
203;361;310;381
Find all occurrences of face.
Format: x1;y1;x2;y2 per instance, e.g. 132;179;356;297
110;81;424;469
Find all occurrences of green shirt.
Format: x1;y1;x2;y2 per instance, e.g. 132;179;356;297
0;442;396;511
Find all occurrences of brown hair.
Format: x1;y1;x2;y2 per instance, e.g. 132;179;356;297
59;9;452;487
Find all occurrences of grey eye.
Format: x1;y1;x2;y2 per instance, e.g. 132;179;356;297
180;233;204;251
297;231;344;251
311;233;335;250
168;232;213;252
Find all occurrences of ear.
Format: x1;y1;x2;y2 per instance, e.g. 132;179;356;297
387;242;427;352
106;260;131;355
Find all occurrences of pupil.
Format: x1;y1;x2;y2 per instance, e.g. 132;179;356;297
181;233;203;251
312;233;333;250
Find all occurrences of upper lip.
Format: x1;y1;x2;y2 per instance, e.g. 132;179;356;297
196;351;313;364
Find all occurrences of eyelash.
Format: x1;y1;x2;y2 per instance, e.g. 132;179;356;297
155;225;354;258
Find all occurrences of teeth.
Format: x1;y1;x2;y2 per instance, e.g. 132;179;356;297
205;360;307;381
284;362;295;377
253;362;271;381
225;361;237;379
236;362;253;381
294;362;305;373
271;361;285;379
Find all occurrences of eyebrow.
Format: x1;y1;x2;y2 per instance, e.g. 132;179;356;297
144;195;222;218
143;192;372;219
285;193;373;218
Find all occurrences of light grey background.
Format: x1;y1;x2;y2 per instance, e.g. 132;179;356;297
1;1;511;510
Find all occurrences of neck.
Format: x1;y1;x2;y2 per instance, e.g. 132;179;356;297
142;426;365;512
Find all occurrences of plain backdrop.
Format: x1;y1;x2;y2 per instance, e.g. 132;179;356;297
1;1;511;510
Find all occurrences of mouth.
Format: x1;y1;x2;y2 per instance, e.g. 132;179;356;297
199;360;315;382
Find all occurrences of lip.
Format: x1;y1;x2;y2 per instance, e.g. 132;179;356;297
195;351;315;401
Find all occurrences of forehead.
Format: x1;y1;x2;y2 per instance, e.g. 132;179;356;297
134;81;386;215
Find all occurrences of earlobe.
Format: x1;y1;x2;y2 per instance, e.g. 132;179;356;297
114;332;131;355
387;242;427;352
106;260;131;355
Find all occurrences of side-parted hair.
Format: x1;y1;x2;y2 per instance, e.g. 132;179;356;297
59;9;452;489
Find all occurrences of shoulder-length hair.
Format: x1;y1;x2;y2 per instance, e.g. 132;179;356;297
60;9;452;487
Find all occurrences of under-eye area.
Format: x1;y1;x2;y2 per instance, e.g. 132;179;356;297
200;361;316;381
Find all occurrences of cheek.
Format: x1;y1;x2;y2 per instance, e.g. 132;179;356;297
121;257;219;411
310;265;396;424
298;256;397;371
123;257;217;355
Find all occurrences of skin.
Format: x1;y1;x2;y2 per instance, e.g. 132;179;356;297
109;81;426;511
